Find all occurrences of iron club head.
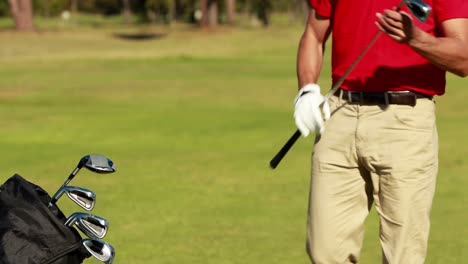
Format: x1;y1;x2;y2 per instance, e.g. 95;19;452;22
82;238;115;264
66;186;96;211
48;186;96;210
65;212;109;239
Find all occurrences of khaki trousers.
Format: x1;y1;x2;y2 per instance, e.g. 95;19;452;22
306;94;438;264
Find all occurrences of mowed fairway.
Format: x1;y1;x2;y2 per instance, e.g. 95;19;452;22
0;20;466;263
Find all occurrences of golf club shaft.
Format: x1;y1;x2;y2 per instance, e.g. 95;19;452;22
322;0;405;101
322;32;383;102
48;168;79;207
269;2;407;169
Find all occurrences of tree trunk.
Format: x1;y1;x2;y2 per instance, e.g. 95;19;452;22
226;0;235;25
302;0;310;22
207;0;218;26
242;0;249;16
44;0;50;17
122;0;132;23
8;0;34;31
289;0;309;23
257;0;271;27
200;0;208;26
70;0;78;13
201;0;221;27
166;0;176;24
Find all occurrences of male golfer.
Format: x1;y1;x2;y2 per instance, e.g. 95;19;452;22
294;0;468;263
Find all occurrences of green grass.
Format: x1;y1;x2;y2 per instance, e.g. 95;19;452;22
0;18;466;263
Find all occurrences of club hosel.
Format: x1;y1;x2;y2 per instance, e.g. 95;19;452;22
47;197;57;208
64;217;75;226
48;188;65;207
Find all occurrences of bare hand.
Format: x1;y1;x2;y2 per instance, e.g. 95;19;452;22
376;9;416;43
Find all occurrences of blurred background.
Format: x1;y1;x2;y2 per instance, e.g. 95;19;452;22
0;0;466;263
2;0;309;30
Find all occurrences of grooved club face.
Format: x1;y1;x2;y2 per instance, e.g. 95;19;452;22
65;212;109;239
82;239;115;264
65;186;96;211
49;186;96;210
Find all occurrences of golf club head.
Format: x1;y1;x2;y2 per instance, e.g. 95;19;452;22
82;238;115;264
84;154;116;174
48;154;115;207
65;212;109;239
405;0;432;22
64;186;96;211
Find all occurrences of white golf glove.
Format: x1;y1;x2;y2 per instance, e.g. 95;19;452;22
294;84;331;137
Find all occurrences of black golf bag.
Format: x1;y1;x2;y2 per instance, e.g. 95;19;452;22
0;174;90;264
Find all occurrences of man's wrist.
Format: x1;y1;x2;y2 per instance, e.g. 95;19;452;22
295;84;321;105
407;27;430;49
299;83;320;94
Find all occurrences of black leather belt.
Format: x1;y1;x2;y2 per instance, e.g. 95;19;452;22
334;89;432;107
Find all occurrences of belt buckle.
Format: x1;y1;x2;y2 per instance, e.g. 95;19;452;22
388;91;417;106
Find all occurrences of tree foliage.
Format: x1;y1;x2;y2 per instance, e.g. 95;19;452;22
3;0;308;16
3;0;310;29
32;0;67;16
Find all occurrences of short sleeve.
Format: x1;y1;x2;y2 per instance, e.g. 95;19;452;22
310;0;335;18
433;0;468;22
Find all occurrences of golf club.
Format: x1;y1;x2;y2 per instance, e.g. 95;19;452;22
49;154;115;206
65;212;109;239
82;238;115;264
270;0;432;169
47;186;96;211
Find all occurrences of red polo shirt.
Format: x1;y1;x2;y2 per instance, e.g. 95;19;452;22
310;0;468;95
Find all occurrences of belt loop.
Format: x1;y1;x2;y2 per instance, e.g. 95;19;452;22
384;93;390;105
348;90;352;103
339;89;343;104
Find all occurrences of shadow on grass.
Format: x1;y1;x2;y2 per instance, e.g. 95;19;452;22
112;32;167;41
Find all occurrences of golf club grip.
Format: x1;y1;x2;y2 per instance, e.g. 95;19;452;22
270;129;302;169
